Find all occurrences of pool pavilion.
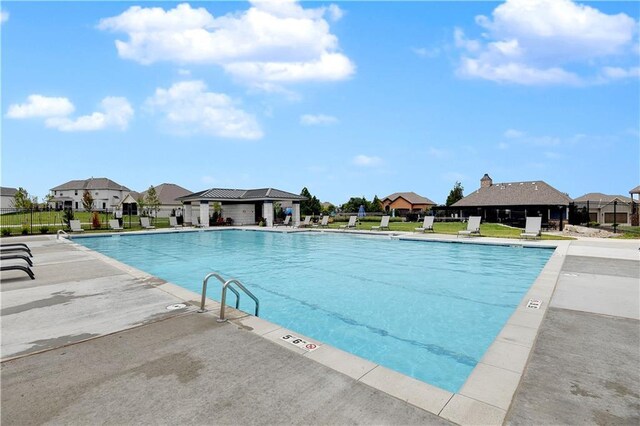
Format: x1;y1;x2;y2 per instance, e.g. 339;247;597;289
177;188;307;227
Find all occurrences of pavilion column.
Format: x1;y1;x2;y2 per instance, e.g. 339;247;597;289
263;201;274;227
292;201;301;227
184;202;192;225
200;201;210;228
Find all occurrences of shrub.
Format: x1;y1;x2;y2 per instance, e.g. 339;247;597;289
21;227;29;235
62;209;74;229
91;212;101;229
1;228;11;237
39;226;49;234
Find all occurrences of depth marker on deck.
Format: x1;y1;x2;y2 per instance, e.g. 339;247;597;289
281;334;320;351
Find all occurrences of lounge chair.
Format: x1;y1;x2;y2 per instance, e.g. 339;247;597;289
1;254;33;267
140;217;155;229
0;244;33;257
313;216;329;228
1;264;35;280
69;220;84;233
193;216;205;228
458;216;481;237
298;216;312;228
274;216;291;227
521;217;542;240
415;216;435;233
372;215;390;231
169;216;180;228
109;219;123;231
340;216;357;230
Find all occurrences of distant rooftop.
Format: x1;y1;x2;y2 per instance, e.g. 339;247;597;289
382;192;436;205
51;178;130;192
453;180;572;207
179;188;306;202
139;183;192;205
573;193;632;204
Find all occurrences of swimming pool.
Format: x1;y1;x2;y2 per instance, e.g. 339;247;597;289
76;230;552;393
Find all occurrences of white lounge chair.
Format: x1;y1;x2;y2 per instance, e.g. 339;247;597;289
193;216;204;228
313;216;329;228
69;220;84;233
109;219;123;231
415;216;435;233
298;216;312;228
521;217;542;240
458;216;481;237
274;216;291;227
340;216;357;230
169;216;180;228
140;217;155;229
372;215;390;231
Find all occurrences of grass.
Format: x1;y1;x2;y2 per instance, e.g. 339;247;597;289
327;220;574;240
614;226;640;239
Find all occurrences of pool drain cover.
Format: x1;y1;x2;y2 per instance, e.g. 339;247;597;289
166;303;187;311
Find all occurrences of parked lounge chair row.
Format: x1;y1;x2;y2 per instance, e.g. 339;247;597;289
1;243;35;280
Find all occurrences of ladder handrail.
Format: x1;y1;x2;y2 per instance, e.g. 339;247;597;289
219;278;259;322
57;229;69;240
198;272;240;313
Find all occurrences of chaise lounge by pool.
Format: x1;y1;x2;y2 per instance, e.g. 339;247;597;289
75;229;553;393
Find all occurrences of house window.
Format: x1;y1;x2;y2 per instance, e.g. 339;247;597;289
103;202;106;209
75;190;78;196
75;202;78;209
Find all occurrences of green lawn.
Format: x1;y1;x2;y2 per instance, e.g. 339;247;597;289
327;220;574;240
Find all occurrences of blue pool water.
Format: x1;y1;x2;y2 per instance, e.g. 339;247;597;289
76;230;552;392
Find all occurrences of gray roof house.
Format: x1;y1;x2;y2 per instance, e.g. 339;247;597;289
49;178;131;211
573;193;633;225
138;183;192;218
1;187;18;210
178;187;307;227
452;174;572;227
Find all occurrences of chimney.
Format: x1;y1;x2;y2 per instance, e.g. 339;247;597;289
480;174;493;188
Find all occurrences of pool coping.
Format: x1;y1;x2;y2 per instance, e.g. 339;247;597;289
63;227;569;425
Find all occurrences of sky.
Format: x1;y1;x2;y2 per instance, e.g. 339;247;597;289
1;0;639;205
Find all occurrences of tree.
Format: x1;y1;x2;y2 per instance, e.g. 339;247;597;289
13;187;32;210
145;185;161;220
321;202;335;215
137;196;147;217
341;196;369;213
370;195;383;213
446;181;464;206
82;190;94;211
300;187;322;215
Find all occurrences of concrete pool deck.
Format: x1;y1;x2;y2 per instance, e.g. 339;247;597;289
1;230;638;425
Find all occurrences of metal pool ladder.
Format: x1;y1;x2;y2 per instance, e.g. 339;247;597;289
198;272;260;322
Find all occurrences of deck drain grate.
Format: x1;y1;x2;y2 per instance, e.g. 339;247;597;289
166;303;187;311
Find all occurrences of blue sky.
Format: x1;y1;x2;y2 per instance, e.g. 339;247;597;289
2;0;639;205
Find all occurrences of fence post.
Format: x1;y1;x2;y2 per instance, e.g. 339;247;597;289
31;208;33;235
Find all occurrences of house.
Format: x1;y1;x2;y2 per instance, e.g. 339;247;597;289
138;183;192;218
178;188;307;227
49;178;131;211
381;192;436;216
573;193;633;225
0;187;18;210
452;174;572;228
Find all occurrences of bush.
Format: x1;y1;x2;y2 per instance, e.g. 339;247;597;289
21;227;29;235
91;212;101;229
1;228;11;237
39;226;49;234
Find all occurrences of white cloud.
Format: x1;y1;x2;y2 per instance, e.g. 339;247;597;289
455;0;638;85
45;97;134;132
352;154;382;167
98;1;354;87
1;10;8;24
6;95;75;119
412;47;440;58
504;129;524;138
300;113;338;126
601;66;640;80
178;69;191;76
145;80;263;140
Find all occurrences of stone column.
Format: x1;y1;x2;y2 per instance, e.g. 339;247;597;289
292;201;301;227
184;202;192;225
200;201;210;228
263;201;274;227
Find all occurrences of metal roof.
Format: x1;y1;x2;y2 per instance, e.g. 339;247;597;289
452;180;572;207
179;187;306;202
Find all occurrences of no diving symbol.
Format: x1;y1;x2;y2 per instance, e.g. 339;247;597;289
305;343;317;350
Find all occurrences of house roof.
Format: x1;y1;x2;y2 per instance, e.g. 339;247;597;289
179;188;306;202
139;183;192;205
0;187;18;197
51;178;130;192
382;192;436;205
573;193;632;204
630;185;640;195
452;180;572;207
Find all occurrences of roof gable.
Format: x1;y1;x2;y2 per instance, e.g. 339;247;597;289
139;183;192;205
382;192;436;205
452;180;572;207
